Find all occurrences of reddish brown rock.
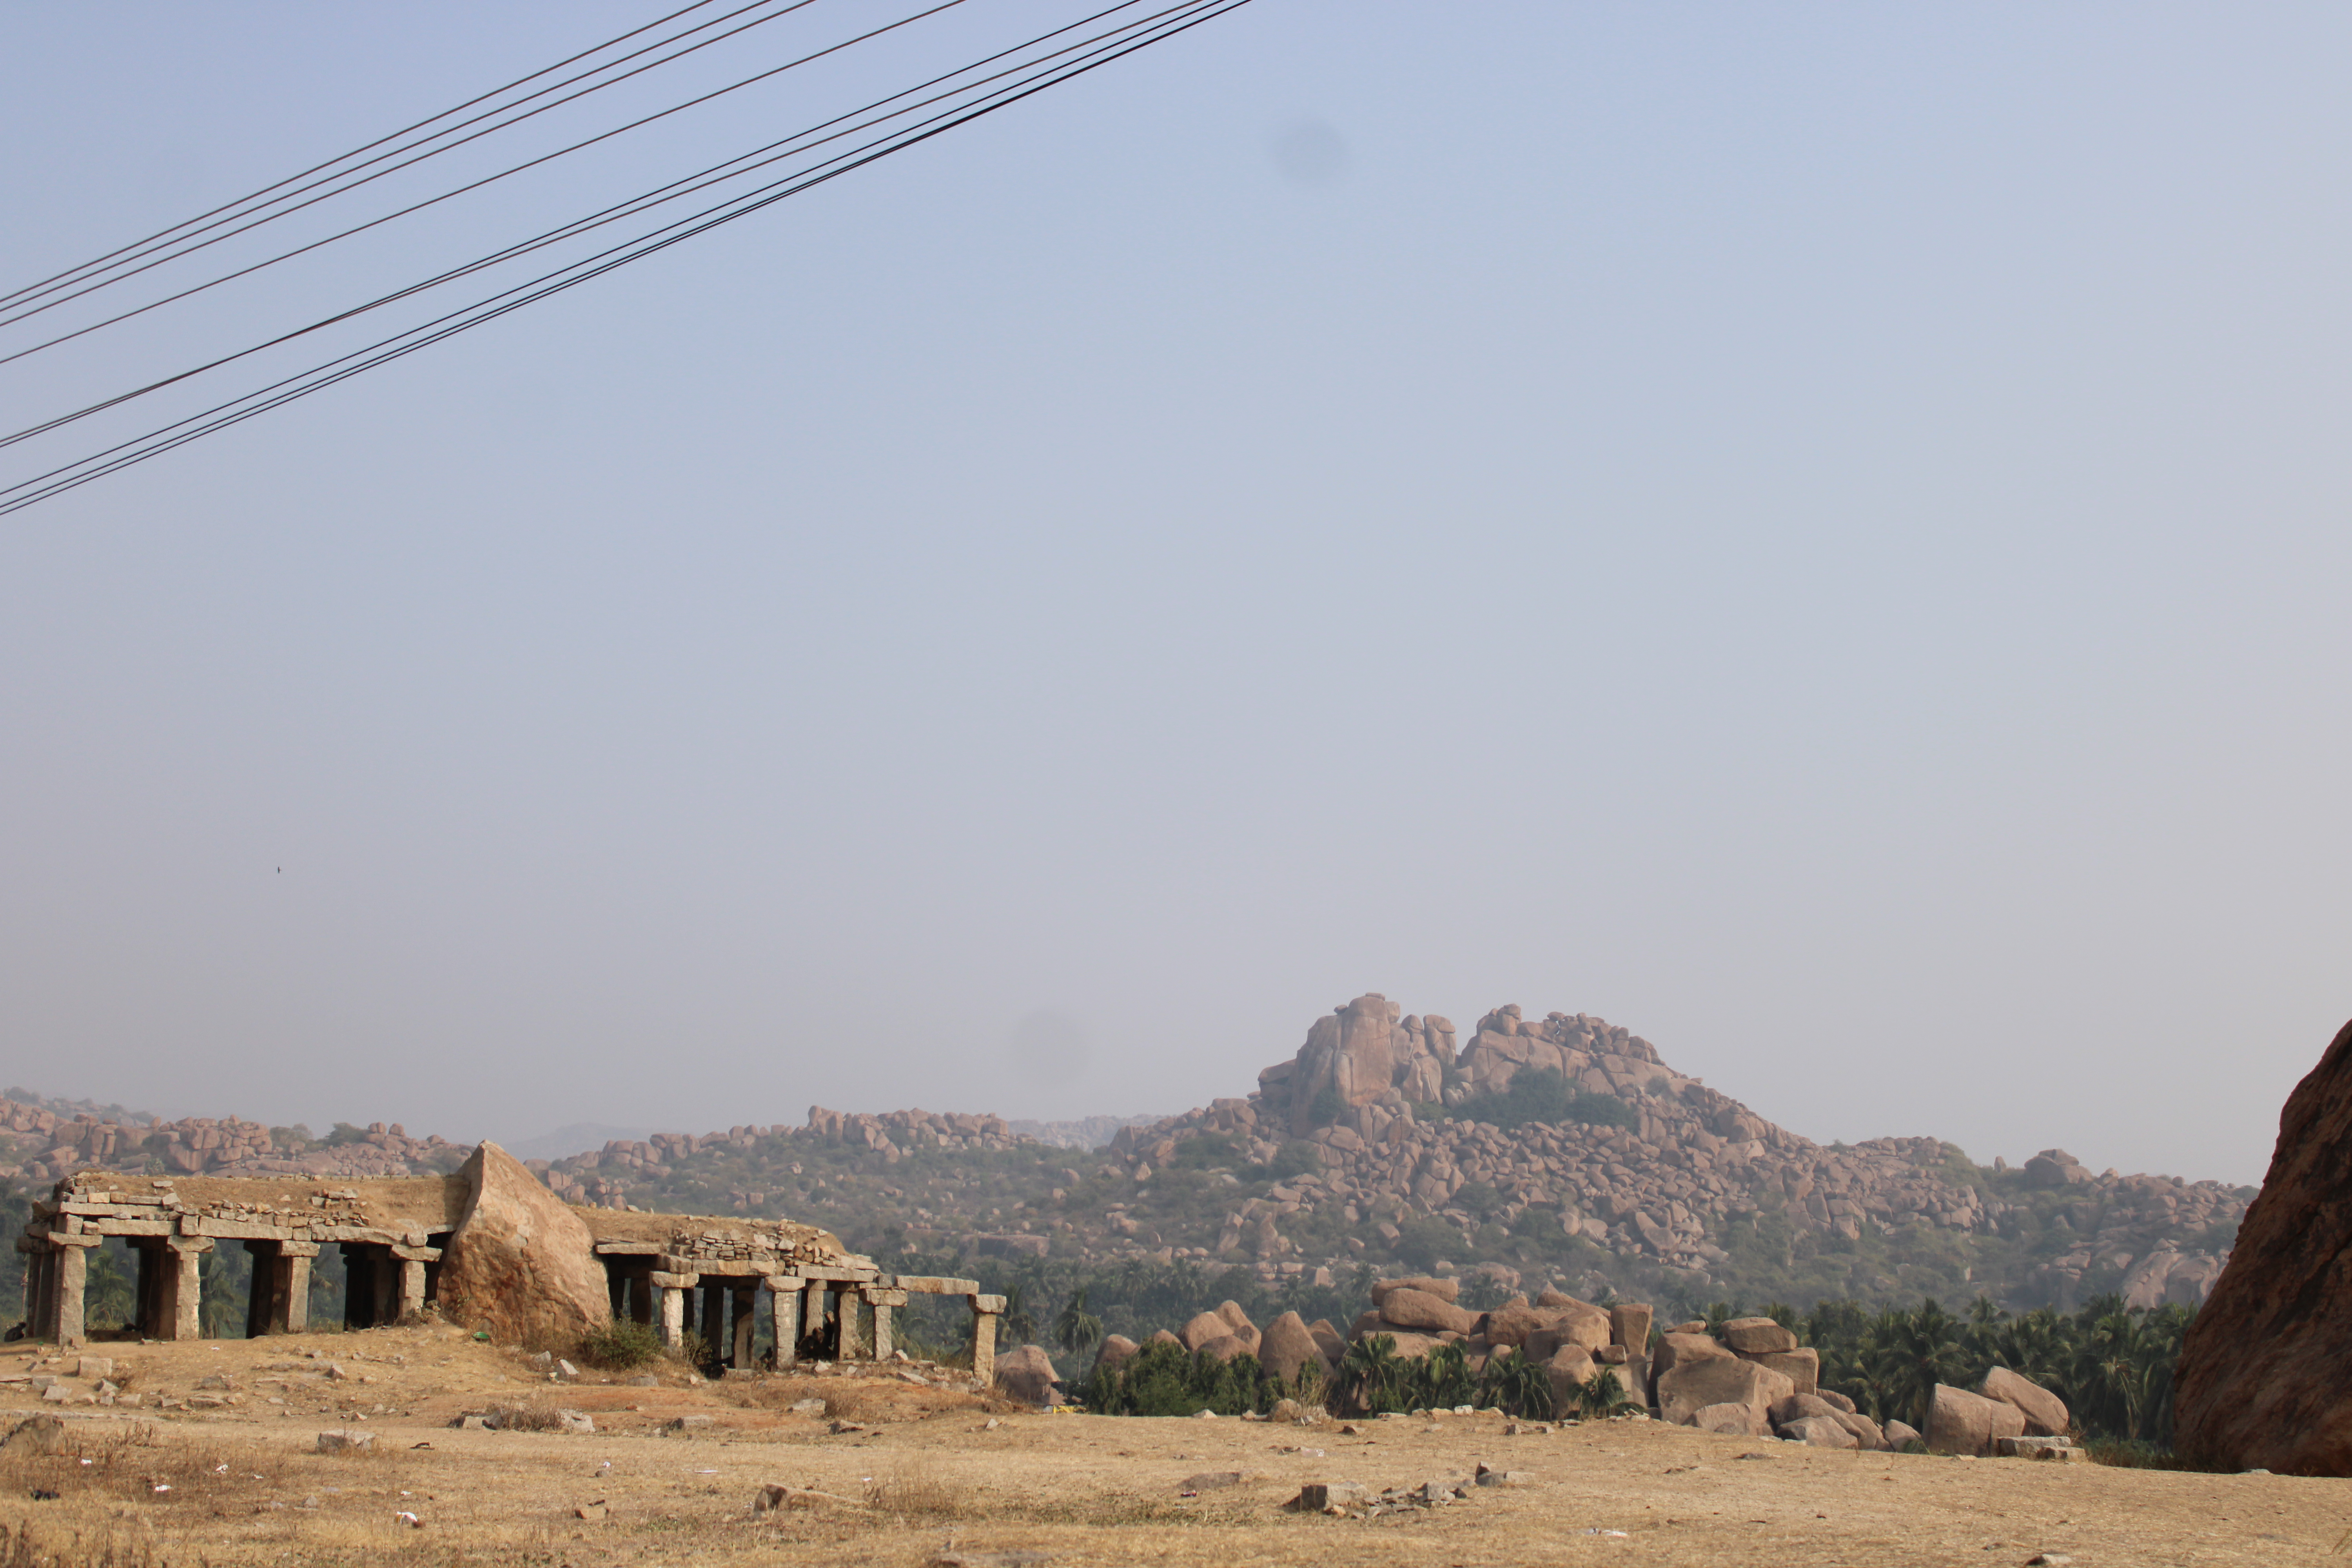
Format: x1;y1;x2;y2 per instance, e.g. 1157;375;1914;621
2177;1019;2352;1475
1373;1276;1461;1305
1925;1383;2025;1456
1090;1334;1140;1381
1746;1347;1819;1394
995;1344;1061;1406
1720;1317;1797;1354
1544;1344;1597;1414
1377;1288;1477;1336
1980;1366;2069;1437
1650;1330;1732;1382
1180;1310;1234;1352
437;1142;609;1346
1657;1356;1794;1430
1307;1318;1347;1365
1213;1300;1261;1353
1608;1303;1653;1353
1257;1312;1329;1382
1193;1332;1252;1365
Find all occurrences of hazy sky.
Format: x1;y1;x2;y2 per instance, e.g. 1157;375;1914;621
3;3;2347;1186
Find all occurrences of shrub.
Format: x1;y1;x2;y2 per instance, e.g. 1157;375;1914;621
573;1318;664;1371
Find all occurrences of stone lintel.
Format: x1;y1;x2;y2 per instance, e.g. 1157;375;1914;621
58;1202;173;1218
195;1219;301;1240
388;1245;443;1262
648;1270;699;1290
313;1227;403;1245
667;1257;765;1277
864;1289;908;1307
796;1265;876;1283
44;1233;104;1249
277;1241;322;1258
164;1236;214;1254
75;1218;175;1237
893;1275;982;1294
762;1276;810;1293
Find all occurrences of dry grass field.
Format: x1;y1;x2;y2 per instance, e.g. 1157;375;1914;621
0;1323;2344;1566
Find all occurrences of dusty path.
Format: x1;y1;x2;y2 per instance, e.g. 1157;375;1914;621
0;1325;2344;1565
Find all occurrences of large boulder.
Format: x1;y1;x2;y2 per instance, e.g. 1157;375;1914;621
1925;1383;2025;1456
1307;1319;1348;1365
1720;1318;1797;1354
1180;1310;1235;1352
1378;1288;1477;1336
438;1142;610;1346
1194;1333;1252;1365
1746;1347;1819;1394
1608;1303;1653;1352
1781;1414;1859;1448
1656;1356;1795;1430
1271;995;1457;1134
1980;1366;2069;1437
995;1344;1061;1406
1544;1344;1597;1415
2177;1019;2352;1475
1524;1299;1613;1359
1692;1401;1767;1437
1091;1334;1141;1381
1258;1312;1329;1383
1650;1330;1732;1382
1373;1276;1460;1305
1213;1301;1261;1353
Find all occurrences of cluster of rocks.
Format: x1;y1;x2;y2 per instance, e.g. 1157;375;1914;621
802;1108;1022;1158
1107;994;2243;1308
0;1103;459;1185
1284;1466;1524;1519
1925;1369;2078;1458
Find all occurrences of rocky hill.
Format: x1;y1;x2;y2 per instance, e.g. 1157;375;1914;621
0;995;2252;1315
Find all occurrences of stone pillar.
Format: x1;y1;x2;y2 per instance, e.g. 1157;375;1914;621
767;1277;805;1367
162;1238;211;1342
969;1292;1003;1385
730;1287;755;1370
397;1258;428;1320
837;1290;866;1360
53;1240;90;1348
652;1271;695;1348
868;1288;906;1362
276;1243;318;1334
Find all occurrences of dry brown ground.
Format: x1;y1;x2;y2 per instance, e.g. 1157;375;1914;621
0;1324;2346;1566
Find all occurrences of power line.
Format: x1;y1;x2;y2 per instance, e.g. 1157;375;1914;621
0;0;833;330
0;0;1207;450
0;0;1254;517
0;0;749;312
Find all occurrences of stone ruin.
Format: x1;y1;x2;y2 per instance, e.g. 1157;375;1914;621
13;1141;1008;1381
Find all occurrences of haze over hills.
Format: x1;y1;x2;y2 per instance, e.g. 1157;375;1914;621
0;995;2249;1316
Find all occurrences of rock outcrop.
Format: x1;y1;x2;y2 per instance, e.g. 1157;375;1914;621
437;1142;610;1346
994;1345;1061;1406
2177;1018;2352;1475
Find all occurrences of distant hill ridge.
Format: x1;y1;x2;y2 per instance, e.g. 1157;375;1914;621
0;995;2251;1312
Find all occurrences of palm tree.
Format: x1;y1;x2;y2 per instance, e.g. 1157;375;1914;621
1577;1368;1637;1418
1053;1288;1103;1359
1000;1282;1038;1347
1868;1298;1966;1430
1475;1348;1553;1419
1338;1334;1405;1416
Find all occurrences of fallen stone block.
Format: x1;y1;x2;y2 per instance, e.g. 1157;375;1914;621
315;1431;374;1454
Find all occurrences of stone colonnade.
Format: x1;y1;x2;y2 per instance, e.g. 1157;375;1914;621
17;1214;443;1346
595;1245;1004;1379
